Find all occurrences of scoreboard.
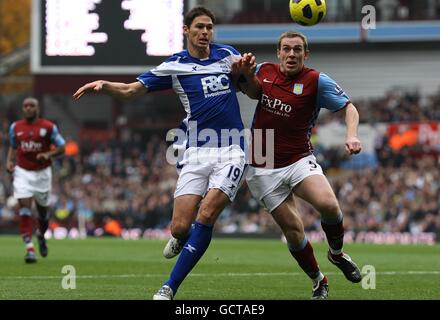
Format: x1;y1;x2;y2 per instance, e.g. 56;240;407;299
32;0;185;74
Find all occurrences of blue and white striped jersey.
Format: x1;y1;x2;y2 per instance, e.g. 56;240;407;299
137;43;245;149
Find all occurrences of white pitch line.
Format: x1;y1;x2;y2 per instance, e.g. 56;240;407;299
1;271;440;280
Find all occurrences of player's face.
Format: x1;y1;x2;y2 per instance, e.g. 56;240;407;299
184;15;213;52
277;37;309;78
22;99;39;121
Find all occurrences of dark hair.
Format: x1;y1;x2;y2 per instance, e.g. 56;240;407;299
184;6;216;27
278;31;309;51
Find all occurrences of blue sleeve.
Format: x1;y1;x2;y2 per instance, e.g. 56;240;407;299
226;44;240;56
136;57;178;92
136;70;173;92
9;123;17;148
255;63;263;76
51;125;66;147
316;73;350;112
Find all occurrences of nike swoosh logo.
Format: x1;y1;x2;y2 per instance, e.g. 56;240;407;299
263;79;273;83
17;132;24;136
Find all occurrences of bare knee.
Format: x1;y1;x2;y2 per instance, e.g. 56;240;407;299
170;221;192;239
281;220;305;245
197;204;217;225
316;197;341;217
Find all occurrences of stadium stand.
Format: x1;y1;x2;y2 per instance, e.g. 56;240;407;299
0;0;439;245
1;89;439;241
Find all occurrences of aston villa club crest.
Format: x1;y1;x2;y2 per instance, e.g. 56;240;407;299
293;83;303;95
40;128;47;137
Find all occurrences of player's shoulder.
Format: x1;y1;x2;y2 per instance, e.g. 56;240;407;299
163;52;186;64
38;118;56;128
256;62;278;76
11;119;25;129
316;71;341;87
303;67;320;79
258;62;277;71
211;43;241;57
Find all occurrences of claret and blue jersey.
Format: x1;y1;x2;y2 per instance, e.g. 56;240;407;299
252;63;351;168
9;118;65;171
137;43;245;150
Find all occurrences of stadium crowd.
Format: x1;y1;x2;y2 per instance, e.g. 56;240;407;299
1;88;439;239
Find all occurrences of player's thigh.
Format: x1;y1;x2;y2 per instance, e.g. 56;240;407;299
197;188;231;224
209;159;247;202
293;174;339;212
246;166;282;204
34;191;51;208
17;197;33;209
260;183;292;213
35;201;49;216
171;195;202;235
246;165;293;212
12;167;33;201
271;193;305;238
174;163;210;199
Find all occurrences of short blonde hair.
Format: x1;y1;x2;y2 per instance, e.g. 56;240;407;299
278;31;309;51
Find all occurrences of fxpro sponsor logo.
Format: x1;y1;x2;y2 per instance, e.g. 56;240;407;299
201;74;232;98
20;140;43;152
261;94;292;117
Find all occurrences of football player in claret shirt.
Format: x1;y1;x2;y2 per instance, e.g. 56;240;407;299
6;97;65;263
238;31;363;299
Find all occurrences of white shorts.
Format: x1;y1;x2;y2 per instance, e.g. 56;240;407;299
174;145;247;201
246;155;324;213
13;166;52;206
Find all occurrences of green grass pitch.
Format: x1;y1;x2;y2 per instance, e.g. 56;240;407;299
0;236;439;300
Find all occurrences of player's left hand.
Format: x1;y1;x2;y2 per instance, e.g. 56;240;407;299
345;136;362;155
36;153;50;162
73;80;105;100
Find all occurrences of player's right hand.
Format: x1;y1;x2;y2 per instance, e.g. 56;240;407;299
73;80;105;100
239;53;257;78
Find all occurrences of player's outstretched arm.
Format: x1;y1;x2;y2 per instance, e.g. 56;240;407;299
344;103;362;155
73;80;147;101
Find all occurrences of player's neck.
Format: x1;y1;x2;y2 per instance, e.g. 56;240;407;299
25;117;38;124
280;65;304;79
188;45;210;60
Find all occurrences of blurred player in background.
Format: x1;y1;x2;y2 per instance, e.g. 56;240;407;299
73;6;257;300
238;31;363;299
6;97;66;263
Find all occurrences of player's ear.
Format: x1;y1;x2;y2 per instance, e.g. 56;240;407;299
183;25;189;36
277;49;281;60
304;49;310;60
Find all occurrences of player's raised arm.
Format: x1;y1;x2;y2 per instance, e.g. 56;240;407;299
73;80;148;101
344;103;362;155
234;53;262;100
